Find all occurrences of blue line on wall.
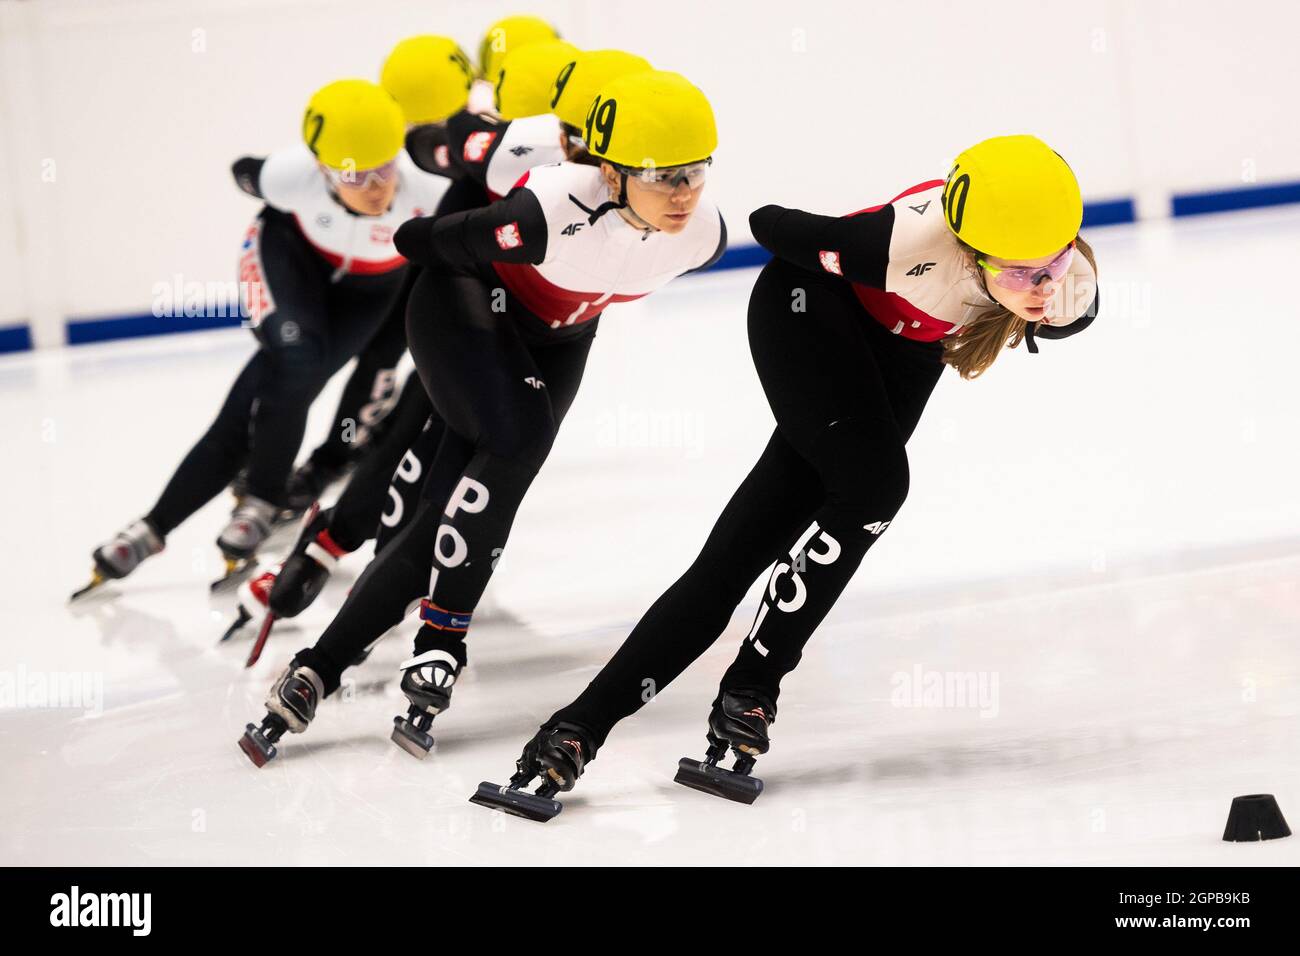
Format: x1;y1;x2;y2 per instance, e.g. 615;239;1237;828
1172;179;1300;217
0;324;33;354
65;311;245;346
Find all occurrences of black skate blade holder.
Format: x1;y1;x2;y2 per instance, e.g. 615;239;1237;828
391;708;436;759
674;740;764;805
1222;794;1291;842
469;773;563;822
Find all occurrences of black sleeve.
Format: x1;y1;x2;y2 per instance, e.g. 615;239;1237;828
404;125;458;179
685;212;727;274
749;203;894;288
445;109;507;187
394;186;548;269
232;156;266;199
1034;286;1100;340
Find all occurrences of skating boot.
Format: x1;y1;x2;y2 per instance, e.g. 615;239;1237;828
390;649;461;758
212;495;278;591
71;518;164;600
469;721;597;822
674;689;775;804
238;657;325;767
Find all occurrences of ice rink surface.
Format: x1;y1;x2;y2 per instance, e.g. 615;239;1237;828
3;206;1300;865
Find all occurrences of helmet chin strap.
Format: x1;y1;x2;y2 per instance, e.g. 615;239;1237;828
585;171;659;234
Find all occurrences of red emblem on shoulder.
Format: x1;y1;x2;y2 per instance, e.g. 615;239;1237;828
819;250;842;275
463;131;497;163
494;221;522;249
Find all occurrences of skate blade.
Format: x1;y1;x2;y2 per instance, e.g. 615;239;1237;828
69;571;107;602
469;781;562;822
674;757;764;805
210;559;254;593
238;724;277;768
390;718;434;759
218;606;253;643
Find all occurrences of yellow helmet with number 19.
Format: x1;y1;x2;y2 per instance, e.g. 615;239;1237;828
302;79;405;171
584;70;716;169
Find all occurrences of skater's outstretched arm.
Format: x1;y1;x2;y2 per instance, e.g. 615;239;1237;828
749;202;895;287
394;184;548;269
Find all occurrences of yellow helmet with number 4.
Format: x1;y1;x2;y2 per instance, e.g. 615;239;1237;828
302;79;405;170
478;14;559;81
494;39;580;119
549;49;651;131
381;35;474;125
942;134;1082;260
584;70;716;169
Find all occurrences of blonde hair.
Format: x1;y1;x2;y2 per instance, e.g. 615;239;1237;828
942;235;1098;380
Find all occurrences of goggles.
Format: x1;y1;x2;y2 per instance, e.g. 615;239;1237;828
978;240;1075;292
323;159;399;190
618;157;712;193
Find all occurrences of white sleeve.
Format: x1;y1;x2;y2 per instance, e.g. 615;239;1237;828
257;144;320;212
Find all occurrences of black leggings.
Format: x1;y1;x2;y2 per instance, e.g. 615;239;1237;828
305;276;411;471
145;209;406;531
304;269;595;691
551;256;946;747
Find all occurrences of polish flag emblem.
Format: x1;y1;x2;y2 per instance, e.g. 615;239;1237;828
495;221;522;249
819;250;843;275
463;131;497;163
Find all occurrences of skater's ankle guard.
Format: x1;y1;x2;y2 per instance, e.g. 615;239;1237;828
294;647;344;697
413;622;470;667
418;599;472;634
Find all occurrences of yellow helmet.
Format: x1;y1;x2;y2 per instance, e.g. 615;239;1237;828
381;35;474;125
494;39;580;120
302;79;405;170
477;14;559;81
942;134;1083;260
549;49;651;131
584;70;716;169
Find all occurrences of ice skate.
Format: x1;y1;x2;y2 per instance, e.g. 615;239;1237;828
211;495;278;591
469;722;597;822
673;689;774;805
390;648;461;758
71;518;164;601
238;657;325;768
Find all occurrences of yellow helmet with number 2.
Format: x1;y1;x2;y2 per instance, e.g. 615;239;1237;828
494;39;580;120
478;14;559;81
381;35;474;125
302;79;405;171
942;134;1083;260
584;70;716;169
549;50;651;131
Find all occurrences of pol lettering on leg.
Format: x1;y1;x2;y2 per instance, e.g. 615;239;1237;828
428;476;490;595
745;520;842;656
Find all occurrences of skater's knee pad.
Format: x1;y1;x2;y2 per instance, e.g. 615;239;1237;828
813;419;910;529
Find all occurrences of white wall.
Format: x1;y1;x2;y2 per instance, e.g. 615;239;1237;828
0;0;1297;347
